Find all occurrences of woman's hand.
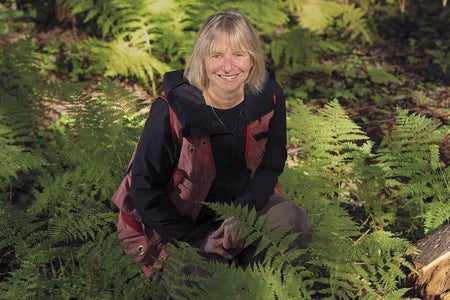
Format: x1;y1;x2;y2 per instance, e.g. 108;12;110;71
201;226;233;259
200;218;246;259
222;217;246;250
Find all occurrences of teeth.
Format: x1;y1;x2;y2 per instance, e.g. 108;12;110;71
220;75;237;80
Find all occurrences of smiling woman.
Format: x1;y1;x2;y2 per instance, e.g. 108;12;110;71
116;9;312;281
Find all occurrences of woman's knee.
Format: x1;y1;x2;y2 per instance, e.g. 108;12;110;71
266;198;312;248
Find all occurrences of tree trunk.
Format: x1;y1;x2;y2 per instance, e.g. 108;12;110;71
411;223;450;299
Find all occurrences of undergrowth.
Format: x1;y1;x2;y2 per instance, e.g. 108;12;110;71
1;38;448;299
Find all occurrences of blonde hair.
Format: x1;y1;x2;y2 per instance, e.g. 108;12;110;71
184;10;267;93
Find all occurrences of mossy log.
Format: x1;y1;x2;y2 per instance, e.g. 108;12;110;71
411;223;450;300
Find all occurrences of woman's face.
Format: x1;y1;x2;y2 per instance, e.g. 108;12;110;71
204;32;253;98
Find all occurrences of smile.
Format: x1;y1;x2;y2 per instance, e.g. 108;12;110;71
218;74;239;81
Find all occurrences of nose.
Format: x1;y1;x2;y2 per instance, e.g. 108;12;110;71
222;56;233;73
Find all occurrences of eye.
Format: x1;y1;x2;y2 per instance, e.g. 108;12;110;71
234;52;249;60
210;53;222;59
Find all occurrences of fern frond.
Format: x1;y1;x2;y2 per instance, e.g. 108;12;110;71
342;4;373;43
282;99;424;298
47;195;115;243
66;231;155;299
270;26;337;72
224;0;287;35
367;66;402;85
285;0;374;44
375;109;449;236
0;203;44;255
0;202;61;299
206;202;306;267
287;99;373;202
423;197;450;234
195;202;312;298
80;36;169;93
252;261;314;300
0;41;49;184
159;240;312;300
59;0;181;91
0;137;47;182
351;231;418;297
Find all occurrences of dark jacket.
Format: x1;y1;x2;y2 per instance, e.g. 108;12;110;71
130;68;287;247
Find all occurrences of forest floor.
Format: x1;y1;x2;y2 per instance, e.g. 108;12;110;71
338;38;450;163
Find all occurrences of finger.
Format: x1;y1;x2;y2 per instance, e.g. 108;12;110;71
223;233;231;249
222;224;232;249
216;248;233;260
210;226;224;239
237;238;245;248
226;227;242;249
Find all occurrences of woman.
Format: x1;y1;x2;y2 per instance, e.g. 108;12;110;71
129;9;311;271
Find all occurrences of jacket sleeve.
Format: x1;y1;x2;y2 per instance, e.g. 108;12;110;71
130;98;209;246
234;82;287;210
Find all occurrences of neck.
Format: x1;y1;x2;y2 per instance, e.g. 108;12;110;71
204;89;244;109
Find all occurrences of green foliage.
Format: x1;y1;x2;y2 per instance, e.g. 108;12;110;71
0;2;36;35
269;26;337;72
156;203;312;300
0;40;155;299
285;98;449;241
367;66;402;85
269;0;375;78
282;99;447;298
57;0;180;92
351;231;417;297
427;43;450;74
52;0;380;93
285;0;374;44
372;110;450;237
286;100;373;201
0;4;450;299
56;0;288;92
0;39;48;198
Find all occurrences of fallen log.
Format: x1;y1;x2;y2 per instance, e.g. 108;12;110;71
411;223;450;300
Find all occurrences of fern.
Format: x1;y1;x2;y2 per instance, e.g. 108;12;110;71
367;66;402;85
58;0;183;92
0;40;48;187
63;231;155;299
351;231;418;297
282;99;419;299
206;202;307;268
58;0;287;93
287;99;373;203
270;26;338;72
79;36;170;93
0;205;152;299
284;0;374;44
423;198;450;234
0;202;56;299
375;109;449;238
0;40;155;298
0;132;46;183
157;202;312;300
3;36;445;298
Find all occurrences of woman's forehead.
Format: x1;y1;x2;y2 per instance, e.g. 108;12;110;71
208;32;246;52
